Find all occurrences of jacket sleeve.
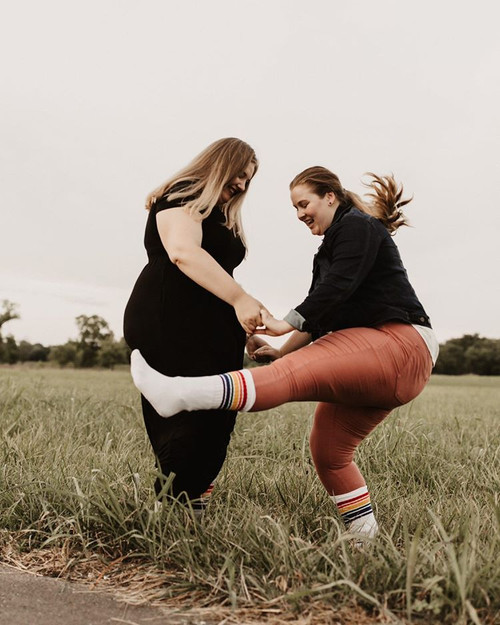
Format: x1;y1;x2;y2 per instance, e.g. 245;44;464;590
289;216;383;333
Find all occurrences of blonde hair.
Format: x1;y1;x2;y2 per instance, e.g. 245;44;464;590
290;166;411;234
146;138;258;243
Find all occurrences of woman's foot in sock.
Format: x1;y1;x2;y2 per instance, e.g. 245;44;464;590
333;486;379;540
130;349;186;417
349;514;379;538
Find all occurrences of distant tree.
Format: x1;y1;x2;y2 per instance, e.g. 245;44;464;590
0;300;20;340
75;315;113;367
434;334;500;375
464;340;500;376
0;300;20;363
433;342;467;375
0;335;19;364
18;341;50;362
98;336;129;369
49;341;79;367
30;343;50;362
18;341;32;362
47;316;128;369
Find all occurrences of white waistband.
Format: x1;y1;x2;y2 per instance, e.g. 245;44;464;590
412;325;439;365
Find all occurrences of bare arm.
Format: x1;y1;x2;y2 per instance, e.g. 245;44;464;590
157;208;262;333
279;329;312;355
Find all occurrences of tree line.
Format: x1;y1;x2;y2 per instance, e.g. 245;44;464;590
0;300;499;373
0;300;129;369
432;333;500;376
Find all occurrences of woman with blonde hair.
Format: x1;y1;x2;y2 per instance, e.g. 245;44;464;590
124;137;261;513
130;165;438;539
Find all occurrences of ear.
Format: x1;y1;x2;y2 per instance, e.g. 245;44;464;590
326;191;336;205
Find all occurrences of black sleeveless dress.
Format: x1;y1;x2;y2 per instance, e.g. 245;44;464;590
123;192;246;500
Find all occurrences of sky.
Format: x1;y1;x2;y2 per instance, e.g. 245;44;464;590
1;0;499;347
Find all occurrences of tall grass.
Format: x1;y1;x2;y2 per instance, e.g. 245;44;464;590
1;367;499;623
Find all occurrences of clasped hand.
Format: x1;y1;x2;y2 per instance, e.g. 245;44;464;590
233;293;266;334
254;309;294;337
246;334;281;362
235;293;293;337
245;310;294;362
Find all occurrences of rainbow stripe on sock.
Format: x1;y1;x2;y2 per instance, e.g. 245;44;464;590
219;371;248;411
192;482;215;512
336;488;373;525
201;483;215;499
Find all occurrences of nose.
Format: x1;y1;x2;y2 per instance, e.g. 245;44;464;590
236;180;246;192
297;207;306;220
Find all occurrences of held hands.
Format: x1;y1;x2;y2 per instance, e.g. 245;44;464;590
233;293;266;334
254;309;294;337
246;335;281;363
234;291;294;338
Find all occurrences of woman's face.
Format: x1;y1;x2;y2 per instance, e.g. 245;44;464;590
291;184;337;236
218;162;256;205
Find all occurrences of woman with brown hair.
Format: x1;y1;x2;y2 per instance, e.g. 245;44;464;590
124;137;261;513
130;165;438;538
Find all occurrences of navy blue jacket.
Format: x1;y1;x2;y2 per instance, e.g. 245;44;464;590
287;204;431;339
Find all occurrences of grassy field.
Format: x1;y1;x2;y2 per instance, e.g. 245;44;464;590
0;366;499;624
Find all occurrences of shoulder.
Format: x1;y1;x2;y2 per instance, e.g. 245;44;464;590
153;181;197;213
329;206;381;237
321;208;385;255
342;206;379;227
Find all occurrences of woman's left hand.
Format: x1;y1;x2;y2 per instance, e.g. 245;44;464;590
254;309;294;337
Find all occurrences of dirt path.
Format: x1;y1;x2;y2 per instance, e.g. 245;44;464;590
0;562;390;625
0;564;170;625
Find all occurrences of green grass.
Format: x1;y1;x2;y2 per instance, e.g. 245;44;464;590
1;366;499;623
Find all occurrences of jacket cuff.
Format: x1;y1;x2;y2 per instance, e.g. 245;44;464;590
283;309;307;331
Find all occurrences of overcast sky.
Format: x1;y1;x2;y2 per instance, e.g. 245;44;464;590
1;0;499;347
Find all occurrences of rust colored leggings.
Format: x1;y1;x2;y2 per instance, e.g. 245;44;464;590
250;323;432;496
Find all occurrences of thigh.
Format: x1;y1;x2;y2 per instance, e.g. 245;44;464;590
252;324;432;411
252;326;398;410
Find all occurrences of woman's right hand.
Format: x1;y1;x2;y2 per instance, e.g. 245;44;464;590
233;293;265;334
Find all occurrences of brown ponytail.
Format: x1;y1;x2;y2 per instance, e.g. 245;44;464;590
361;172;411;234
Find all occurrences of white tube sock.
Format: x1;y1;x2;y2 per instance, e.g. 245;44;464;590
130;350;256;418
333;485;379;538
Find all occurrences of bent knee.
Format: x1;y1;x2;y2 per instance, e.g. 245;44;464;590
309;438;354;472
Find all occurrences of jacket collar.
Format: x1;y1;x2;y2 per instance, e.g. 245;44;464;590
325;202;352;234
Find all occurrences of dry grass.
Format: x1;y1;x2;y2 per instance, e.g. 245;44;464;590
1;367;500;624
0;536;391;625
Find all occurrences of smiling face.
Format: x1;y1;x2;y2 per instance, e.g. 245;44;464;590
291;184;339;236
218;162;256;205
